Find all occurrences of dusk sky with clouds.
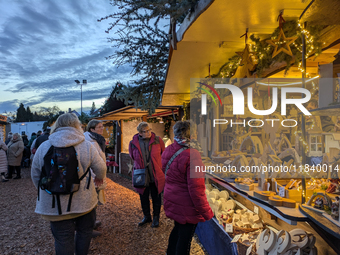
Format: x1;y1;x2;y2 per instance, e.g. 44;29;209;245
0;0;133;115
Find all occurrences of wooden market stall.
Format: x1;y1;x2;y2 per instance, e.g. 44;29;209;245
95;106;181;177
0;115;9;142
162;0;340;254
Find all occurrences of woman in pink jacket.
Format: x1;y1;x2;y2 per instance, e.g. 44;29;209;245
162;121;213;255
0;139;8;182
129;122;165;228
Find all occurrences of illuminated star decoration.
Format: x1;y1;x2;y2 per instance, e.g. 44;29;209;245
232;44;256;78
266;28;298;58
127;162;134;175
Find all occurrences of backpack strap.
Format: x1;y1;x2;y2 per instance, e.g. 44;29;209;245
38;170;43;201
66;167;91;212
56;194;62;215
51;194;62;215
67;193;73;212
165;147;189;177
79;167;91;189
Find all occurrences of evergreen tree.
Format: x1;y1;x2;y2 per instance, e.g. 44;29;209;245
98;0;199;113
90;102;96;116
100;82;127;115
33;112;38;121
26;106;33;121
16;103;27;122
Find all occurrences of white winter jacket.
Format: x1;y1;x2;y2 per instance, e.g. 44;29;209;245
31;127;106;216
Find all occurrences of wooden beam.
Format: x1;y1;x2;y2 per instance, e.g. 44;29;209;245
121;120;123;152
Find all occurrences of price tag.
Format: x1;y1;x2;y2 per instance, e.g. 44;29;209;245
254;206;259;214
231;234;242;243
225;223;233;233
246;244;253;255
279;186;285;197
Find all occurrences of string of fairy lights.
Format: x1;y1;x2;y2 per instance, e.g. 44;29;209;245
218;21;325;79
295;23;326;77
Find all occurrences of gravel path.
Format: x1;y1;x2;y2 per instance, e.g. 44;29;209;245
0;169;207;255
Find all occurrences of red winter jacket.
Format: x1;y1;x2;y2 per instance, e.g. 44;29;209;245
129;132;165;195
162;141;213;224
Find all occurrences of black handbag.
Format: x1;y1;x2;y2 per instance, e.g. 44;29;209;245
133;144;152;188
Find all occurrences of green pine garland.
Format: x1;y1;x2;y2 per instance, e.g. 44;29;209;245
163;116;172;137
251;20;323;76
211;20;323;78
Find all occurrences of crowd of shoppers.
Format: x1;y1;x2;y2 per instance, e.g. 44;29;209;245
0;128;46;181
1;115;213;255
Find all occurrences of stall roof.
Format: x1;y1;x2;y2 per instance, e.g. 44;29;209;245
0;115;8;125
161;0;339;106
94;106;181;121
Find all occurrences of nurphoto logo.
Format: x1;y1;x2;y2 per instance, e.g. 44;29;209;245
200;83;311;128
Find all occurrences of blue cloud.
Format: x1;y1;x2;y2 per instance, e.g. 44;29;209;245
0;0;132;115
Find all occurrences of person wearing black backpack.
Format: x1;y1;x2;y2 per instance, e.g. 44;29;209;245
31;113;107;255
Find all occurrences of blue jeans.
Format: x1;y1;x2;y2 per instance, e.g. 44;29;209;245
50;208;96;255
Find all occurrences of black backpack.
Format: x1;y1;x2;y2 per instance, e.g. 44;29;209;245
38;146;91;215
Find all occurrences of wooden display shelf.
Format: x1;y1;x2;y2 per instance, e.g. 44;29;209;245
207;173;307;225
299;205;340;254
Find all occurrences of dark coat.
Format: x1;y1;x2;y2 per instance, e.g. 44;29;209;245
27;135;37;148
129;132;165;195
35;133;50;149
162;141;213;224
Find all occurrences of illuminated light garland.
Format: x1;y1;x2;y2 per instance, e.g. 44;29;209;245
214;21;323;78
294;130;309;153
256;75;319;87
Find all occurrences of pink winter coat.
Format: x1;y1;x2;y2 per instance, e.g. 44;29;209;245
129;132;165;195
0;140;8;174
162;141;213;224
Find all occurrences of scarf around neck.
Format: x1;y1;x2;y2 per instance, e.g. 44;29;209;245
89;131;106;152
174;136;190;147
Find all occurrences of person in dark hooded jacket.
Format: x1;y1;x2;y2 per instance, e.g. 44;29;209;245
35;127;51;149
27;132;37;148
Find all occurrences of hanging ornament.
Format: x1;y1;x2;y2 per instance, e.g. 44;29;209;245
232;29;256;78
266;12;297;58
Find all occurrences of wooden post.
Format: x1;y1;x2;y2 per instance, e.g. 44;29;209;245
178;106;184;120
115;120;122;173
301;22;307;204
121;120;124;152
142;116;147;122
